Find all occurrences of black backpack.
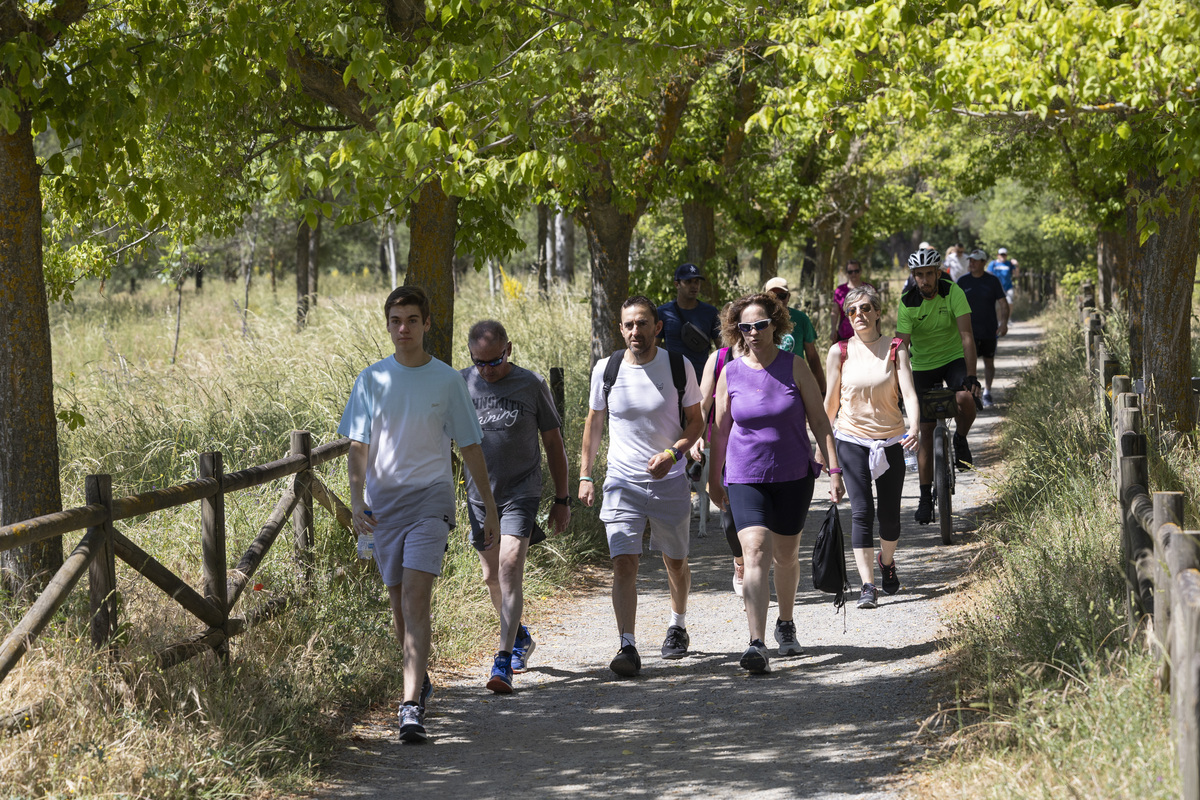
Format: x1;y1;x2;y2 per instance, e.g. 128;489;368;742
812;504;850;611
601;349;688;430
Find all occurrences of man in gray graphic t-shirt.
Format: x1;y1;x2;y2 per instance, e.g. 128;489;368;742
461;319;570;695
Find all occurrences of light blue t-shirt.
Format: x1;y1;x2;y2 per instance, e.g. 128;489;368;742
986;259;1014;292
338;355;483;527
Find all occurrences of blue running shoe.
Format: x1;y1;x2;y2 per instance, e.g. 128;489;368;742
486;651;514;694
511;624;536;673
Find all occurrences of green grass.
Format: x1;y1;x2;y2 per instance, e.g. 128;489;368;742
1;267;609;798
922;299;1180;798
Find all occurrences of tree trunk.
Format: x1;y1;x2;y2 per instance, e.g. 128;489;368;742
1124;181;1145;379
295;218;310;331
0;110;64;596
1096;225;1117;312
683;197;720;302
555;209;575;282
537;203;551;296
1137;177;1199;434
307;214;320;309
580;200;636;363
406;180;459;364
758;239;780;286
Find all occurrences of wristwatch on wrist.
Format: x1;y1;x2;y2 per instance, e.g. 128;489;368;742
666;446;683;463
553;495;570;506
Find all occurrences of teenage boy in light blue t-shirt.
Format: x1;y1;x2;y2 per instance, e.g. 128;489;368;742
339;285;500;745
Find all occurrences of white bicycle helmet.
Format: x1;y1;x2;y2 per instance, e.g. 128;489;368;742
907;249;943;270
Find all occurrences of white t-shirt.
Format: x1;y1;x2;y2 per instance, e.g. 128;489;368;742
338;355;482;525
588;349;701;482
946;252;968;283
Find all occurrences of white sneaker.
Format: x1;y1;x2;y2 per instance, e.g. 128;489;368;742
732;560;744;597
981;391;994;408
773;619;802;655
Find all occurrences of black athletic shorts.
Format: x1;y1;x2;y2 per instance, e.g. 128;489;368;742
727;476;815;537
974;337;997;359
912;357;969;423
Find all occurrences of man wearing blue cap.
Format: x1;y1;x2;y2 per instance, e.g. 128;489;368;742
657;263;723;378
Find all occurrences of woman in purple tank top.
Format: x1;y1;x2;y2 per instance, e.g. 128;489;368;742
708;293;844;675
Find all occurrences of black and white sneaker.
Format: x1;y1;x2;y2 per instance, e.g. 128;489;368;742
610;644;642;677
661;626;690;659
773;619;801;656
877;553;900;595
398;702;428;743
858;583;879;609
739;639;771;674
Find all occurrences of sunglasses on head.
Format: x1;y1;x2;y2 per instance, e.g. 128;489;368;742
472;353;506;367
737;319;771;333
847;303;875;317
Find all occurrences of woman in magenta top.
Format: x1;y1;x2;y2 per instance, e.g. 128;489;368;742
708;293;843;674
832;259;874;343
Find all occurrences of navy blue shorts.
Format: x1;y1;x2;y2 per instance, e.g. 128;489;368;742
727;476;815;537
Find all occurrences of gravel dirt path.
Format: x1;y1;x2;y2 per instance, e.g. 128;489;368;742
313;320;1041;800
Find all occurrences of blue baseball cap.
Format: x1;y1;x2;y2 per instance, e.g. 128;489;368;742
674;263;705;282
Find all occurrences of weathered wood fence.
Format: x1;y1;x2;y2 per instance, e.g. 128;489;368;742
1080;282;1200;799
0;431;355;733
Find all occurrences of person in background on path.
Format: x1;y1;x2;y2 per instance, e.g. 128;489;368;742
579;296;704;678
986;247;1020;307
690;334;746;597
897;249;981;525
708;293;843;674
832;260;874;344
957;250;1010;408
763;276;826;396
657;262;722;379
461;320;571;695
944;243;968;283
822;286;920;609
340;285;500;744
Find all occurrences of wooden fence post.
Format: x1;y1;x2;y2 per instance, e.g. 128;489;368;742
1102;349;1119;422
199;451;228;660
1154;492;1185;667
550;367;565;431
1169;530;1200;800
86;474;118;657
1119;424;1152;632
292;430;314;583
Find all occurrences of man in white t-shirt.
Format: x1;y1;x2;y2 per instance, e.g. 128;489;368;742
339;285;500;744
579;296;704;678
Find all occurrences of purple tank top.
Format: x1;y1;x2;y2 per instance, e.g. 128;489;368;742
724;351;820;484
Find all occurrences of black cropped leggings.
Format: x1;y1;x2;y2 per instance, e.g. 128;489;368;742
835;439;905;549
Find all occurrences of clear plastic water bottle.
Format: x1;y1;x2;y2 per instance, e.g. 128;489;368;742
357;509;375;560
903;438;918;473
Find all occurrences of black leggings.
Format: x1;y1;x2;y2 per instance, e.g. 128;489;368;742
835;439;905;549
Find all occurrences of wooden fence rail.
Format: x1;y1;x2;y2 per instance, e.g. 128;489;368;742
1080;283;1200;798
0;432;354;729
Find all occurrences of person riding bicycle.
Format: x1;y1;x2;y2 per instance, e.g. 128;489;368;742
896;249;982;525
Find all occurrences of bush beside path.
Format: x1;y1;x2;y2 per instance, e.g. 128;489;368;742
313;320;1041;800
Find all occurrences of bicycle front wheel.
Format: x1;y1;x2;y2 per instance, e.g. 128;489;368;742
933;427;954;544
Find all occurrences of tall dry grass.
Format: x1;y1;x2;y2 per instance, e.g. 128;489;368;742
1;267;607;798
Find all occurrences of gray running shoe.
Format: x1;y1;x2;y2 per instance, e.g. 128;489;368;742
398;703;428;743
739;639;771;674
858;583;879;609
773;619;802;656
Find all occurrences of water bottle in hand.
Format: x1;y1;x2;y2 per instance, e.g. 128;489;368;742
357;509;375;560
903;438;918;473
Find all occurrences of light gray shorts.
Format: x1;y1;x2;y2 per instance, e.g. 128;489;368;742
373;516;452;586
600;475;691;560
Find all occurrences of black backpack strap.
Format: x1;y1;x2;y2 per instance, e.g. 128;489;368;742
601;351;624;410
668;350;687;430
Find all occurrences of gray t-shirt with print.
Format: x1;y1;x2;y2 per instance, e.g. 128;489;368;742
460;364;562;506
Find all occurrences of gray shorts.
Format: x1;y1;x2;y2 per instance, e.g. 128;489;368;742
467;495;540;551
600;475;691;560
373;516;452;585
